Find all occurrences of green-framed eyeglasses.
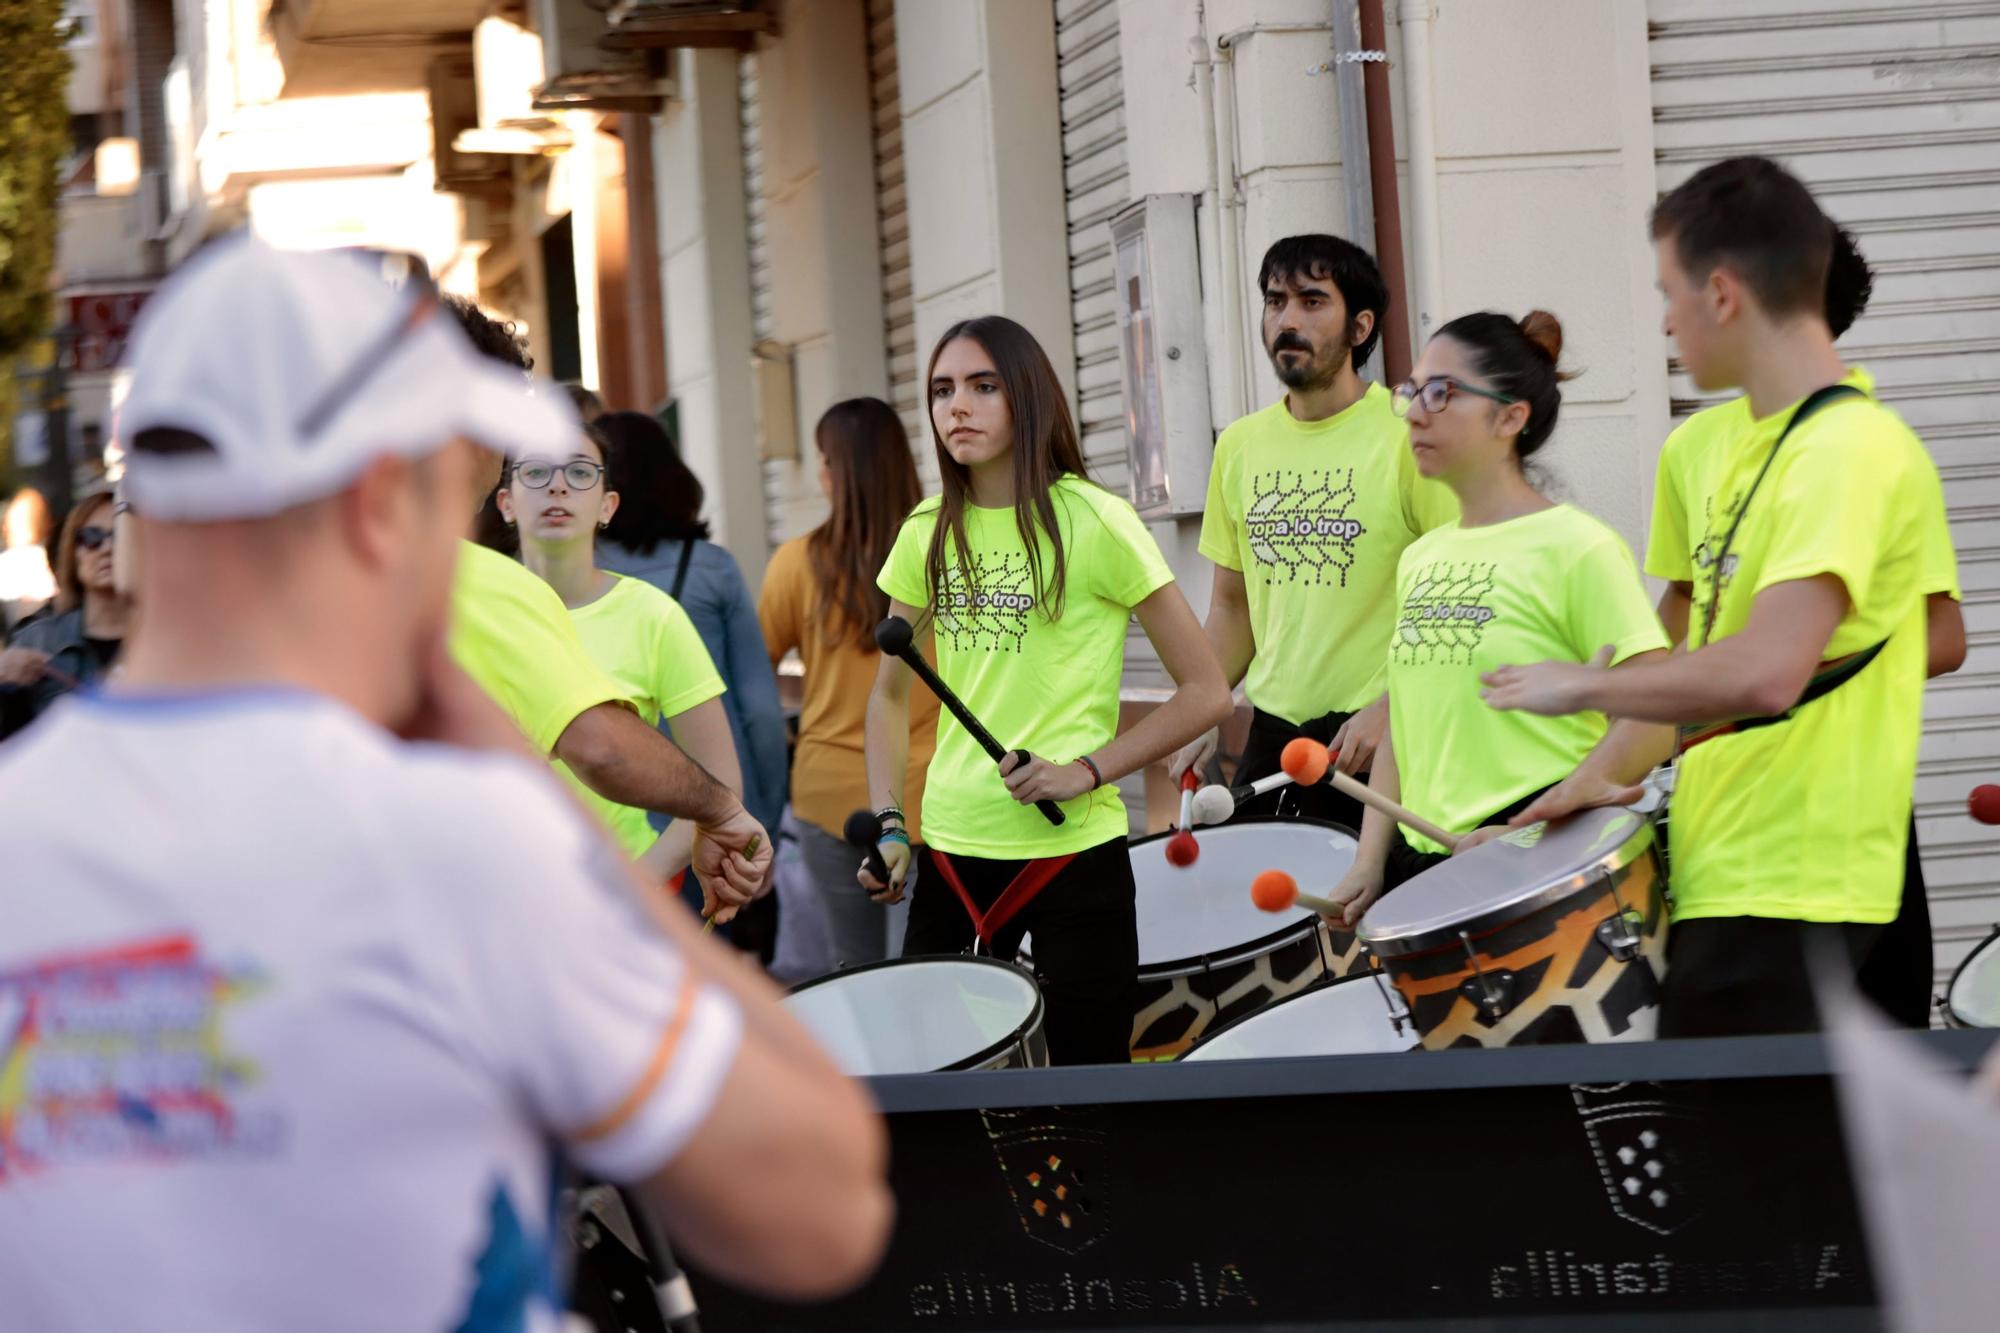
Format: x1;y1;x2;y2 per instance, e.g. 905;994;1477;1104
1390;375;1519;417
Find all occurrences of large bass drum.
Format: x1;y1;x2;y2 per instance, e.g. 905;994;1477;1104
1943;926;2000;1028
1179;972;1417;1062
1125;817;1361;1060
784;956;1047;1074
1359;807;1668;1049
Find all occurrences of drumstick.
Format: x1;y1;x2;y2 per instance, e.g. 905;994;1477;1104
1163;769;1201;868
876;616;1064;826
1279;737;1461;851
699;833;761;934
1249;869;1342;917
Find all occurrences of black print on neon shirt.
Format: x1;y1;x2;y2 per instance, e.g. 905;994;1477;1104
936;553;1037;654
1393;560;1499;665
1244;467;1367;587
1691;492;1743;607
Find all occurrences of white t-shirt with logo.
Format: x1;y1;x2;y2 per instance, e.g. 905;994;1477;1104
0;687;742;1331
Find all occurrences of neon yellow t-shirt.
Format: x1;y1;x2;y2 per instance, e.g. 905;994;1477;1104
1671;390;1950;924
449;541;642;852
571;574;726;728
449;541;627;754
566;573;728;855
878;477;1174;858
1388;506;1668;854
1198;385;1458;722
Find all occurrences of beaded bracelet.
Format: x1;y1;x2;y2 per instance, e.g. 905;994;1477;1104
876;805;906;826
878;827;911;848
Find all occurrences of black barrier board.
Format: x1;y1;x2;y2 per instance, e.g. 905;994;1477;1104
683;1032;1996;1330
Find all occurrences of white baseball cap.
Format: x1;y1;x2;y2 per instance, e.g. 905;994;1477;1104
118;234;579;522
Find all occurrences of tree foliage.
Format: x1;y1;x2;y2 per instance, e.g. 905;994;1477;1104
0;0;71;478
0;0;72;358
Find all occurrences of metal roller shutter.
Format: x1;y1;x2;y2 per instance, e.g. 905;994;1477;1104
868;0;930;488
1055;0;1169;696
1648;0;2000;1005
1055;0;1131;492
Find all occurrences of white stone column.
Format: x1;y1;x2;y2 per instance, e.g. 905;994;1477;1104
753;0;889;541
653;46;768;586
895;0;1077;408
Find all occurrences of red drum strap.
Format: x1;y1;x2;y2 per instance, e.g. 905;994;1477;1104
929;850;1078;946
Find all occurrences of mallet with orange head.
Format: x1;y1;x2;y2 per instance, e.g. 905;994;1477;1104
1279;737;1460;852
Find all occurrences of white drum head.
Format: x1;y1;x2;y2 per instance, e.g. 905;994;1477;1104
1131;820;1359;966
786;959;1039;1076
1181;976;1417;1062
1947;931;2000;1027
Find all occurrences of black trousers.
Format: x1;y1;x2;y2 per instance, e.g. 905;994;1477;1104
1853;813;1933;1029
1658;916;1882;1039
1230;706;1365;829
901;837;1137;1066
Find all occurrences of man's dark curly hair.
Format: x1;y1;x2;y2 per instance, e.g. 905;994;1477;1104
442;295;532;374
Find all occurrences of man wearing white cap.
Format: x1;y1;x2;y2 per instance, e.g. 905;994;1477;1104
0;238;891;1328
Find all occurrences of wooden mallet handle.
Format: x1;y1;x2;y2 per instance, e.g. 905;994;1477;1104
1324;767;1460;851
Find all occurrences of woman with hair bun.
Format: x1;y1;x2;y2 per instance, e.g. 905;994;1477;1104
1319;310;1673;922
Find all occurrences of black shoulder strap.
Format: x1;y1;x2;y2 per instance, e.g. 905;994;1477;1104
669;537;696;601
1695;383;1866;648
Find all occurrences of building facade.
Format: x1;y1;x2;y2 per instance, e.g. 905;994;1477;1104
44;0;2000;996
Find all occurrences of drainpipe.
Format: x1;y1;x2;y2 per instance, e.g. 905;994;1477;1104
1211;40;1254;418
1328;0;1381;382
1397;0;1446;344
1357;0;1413;382
1190;12;1244;427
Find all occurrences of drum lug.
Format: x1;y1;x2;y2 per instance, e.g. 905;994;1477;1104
1457;930;1518;1023
1595;909;1644;963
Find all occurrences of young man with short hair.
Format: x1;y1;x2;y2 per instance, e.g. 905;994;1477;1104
1173;234;1456;824
1485;157;1960;1036
0;239;889;1326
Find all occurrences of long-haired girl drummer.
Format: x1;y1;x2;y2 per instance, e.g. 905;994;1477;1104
1324;311;1673;924
863;315;1231;1065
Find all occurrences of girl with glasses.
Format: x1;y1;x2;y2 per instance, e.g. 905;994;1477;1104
0;491;132;737
1317;311;1673;925
498;425;745;895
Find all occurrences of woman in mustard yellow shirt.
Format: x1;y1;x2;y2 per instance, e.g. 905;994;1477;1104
1324;311;1673;926
760;397;940;970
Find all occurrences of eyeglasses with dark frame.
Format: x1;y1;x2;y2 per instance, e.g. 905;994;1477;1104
1390;375;1520;418
512;459;606;492
76;525;114;551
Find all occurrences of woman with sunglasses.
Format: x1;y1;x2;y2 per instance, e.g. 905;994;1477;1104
497;426;745;899
1318;311;1673;925
0;492;132;735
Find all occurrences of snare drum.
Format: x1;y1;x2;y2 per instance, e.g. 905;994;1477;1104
1943;925;2000;1028
1358;807;1668;1049
1126;818;1362;1060
1180;972;1418;1062
785;956;1047;1074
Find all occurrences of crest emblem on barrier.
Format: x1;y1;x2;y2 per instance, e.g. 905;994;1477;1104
982;1107;1111;1255
1571;1082;1710;1236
